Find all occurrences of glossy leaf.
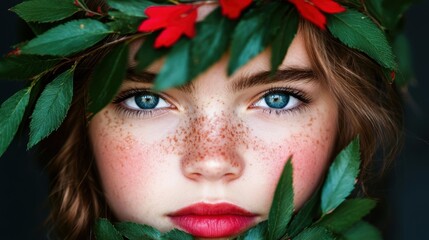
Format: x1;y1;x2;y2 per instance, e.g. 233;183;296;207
288;187;320;237
321;137;360;214
0;88;31;157
28;68;74;148
88;43;129;117
268;159;294;240
342;221;382;240
328;9;396;70
108;0;156;17
136;33;169;71
95;218;123;240
115;222;161;240
0;55;59;80
270;5;298;73
190;8;235;79
107;11;143;34
154;39;191;90
21;19;112;56
316;199;376;233
236;221;267;240
11;0;80;23
294;227;335;240
161;228;194;240
228;4;275;75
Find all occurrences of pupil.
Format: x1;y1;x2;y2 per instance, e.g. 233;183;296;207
135;93;159;109
264;92;289;109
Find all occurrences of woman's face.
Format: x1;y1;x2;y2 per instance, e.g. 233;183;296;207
89;32;338;239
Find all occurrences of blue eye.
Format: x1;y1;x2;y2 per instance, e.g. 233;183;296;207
264;92;290;109
254;90;301;111
135;93;159;109
122;92;170;110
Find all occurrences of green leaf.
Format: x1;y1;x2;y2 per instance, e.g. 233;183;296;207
228;4;276;75
88;43;129;117
288;187;320;238
107;11;143;34
115;222;161;240
342;221;382;240
380;0;413;30
270;6;298;73
161;228;194;240
154;39;191;90
21;19;112;56
95;218;123;240
294;227;335;240
0;55;59;80
321;137;360;214
28;68;74;148
0;88;31;157
108;0;156;17
267;159;294;240
236;221;267;240
11;0;80;23
365;0;413;31
316;199;376;233
135;33;168;71
190;8;235;79
392;33;414;86
328;9;397;70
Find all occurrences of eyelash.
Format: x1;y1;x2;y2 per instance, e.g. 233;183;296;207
251;87;311;116
112;87;311;118
112;88;172;118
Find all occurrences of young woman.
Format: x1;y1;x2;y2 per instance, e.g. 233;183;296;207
0;0;408;239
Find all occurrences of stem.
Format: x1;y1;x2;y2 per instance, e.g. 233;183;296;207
75;0;104;17
30;33;148;83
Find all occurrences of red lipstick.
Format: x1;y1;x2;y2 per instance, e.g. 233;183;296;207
168;203;257;238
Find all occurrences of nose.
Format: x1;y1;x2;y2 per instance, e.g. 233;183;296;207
180;117;245;182
181;147;244;182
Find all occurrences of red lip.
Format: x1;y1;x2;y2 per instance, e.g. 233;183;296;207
168;202;257;238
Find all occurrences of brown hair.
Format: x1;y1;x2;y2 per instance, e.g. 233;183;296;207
41;20;403;239
300;20;403;192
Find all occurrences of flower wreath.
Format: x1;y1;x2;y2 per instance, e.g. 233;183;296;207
0;0;414;239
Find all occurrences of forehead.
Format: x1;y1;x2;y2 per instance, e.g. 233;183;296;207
126;31;315;92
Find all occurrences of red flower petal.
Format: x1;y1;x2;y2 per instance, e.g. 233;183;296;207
138;5;198;48
155;27;183;48
144;5;194;18
138;18;168;31
312;0;345;14
219;0;252;19
289;0;327;29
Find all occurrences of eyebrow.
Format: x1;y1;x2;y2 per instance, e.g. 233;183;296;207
231;67;316;92
125;67;315;93
125;69;195;93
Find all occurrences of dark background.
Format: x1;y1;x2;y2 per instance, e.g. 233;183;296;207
1;1;428;239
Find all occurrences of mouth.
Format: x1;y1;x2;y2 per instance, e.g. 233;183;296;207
168;202;258;238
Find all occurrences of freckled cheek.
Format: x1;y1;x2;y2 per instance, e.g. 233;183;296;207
253;137;333;210
92;132;157;199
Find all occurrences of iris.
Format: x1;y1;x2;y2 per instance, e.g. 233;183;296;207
264;92;290;109
135;93;160;109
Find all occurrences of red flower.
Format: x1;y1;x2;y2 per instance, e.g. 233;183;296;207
288;0;345;30
138;5;198;48
219;0;252;19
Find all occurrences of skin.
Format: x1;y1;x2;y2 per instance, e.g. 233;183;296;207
89;32;338;239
